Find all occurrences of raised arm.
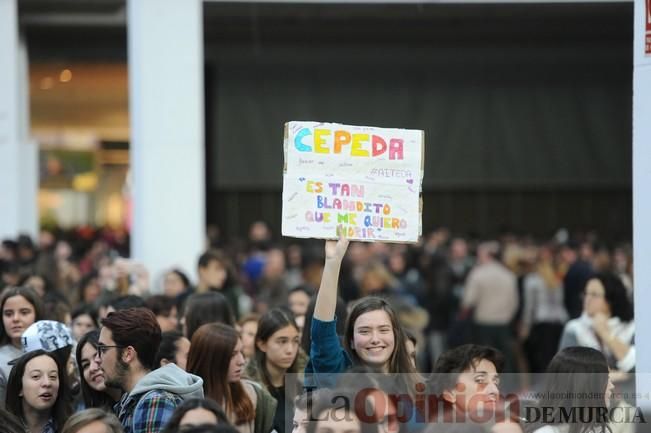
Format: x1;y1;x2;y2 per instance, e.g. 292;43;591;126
314;237;349;321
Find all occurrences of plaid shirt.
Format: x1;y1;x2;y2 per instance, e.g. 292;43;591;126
21;418;57;433
115;389;183;433
43;418;57;433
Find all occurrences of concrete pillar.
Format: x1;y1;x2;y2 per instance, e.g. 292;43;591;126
0;0;38;241
127;0;205;284
634;0;651;402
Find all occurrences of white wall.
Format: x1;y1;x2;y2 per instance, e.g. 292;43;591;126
0;0;38;241
128;0;206;285
634;0;651;403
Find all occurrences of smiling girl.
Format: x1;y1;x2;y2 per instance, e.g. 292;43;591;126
306;238;418;392
74;330;122;410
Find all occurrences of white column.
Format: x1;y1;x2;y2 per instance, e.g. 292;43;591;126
0;0;38;241
634;0;651;404
127;0;205;285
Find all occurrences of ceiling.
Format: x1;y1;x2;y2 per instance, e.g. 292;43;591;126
21;0;632;143
19;1;632;62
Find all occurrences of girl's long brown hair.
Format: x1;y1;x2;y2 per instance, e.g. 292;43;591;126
186;323;254;424
251;308;302;399
6;350;72;430
345;296;416;375
344;296;422;393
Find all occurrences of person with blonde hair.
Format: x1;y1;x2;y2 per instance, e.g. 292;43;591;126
62;408;123;433
520;245;568;374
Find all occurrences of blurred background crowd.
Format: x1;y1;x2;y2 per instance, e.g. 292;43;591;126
0;221;633;377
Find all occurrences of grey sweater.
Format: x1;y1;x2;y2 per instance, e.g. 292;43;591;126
0;344;22;408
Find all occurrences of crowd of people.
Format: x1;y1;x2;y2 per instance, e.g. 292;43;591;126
0;222;636;433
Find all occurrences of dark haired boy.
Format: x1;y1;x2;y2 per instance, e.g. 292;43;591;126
427;344;521;432
98;308;204;433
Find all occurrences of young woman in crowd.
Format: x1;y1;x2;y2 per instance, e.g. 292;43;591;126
74;330;121;409
61;408;123;433
306;238;417;387
187;323;277;433
0;286;44;405
558;272;635;406
6;350;71;433
287;287;312;319
357;262;400;299
183;292;235;340
524;347;613;433
76;272;102;306
21;274;51;300
287;287;313;340
164;268;192;299
245;308;303;433
197;251;244;319
70;306;98;341
146;295;179;333
155;331;191;370
559;272;635;372
237;314;260;362
520;245;568;375
162;398;229;433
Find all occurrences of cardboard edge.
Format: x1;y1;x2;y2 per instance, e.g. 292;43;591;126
283;122;289;173
419;130;425;237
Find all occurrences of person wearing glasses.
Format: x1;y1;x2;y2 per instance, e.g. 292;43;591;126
558;272;635;407
558;272;635;373
97;308;205;433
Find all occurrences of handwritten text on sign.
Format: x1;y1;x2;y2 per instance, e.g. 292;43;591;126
282;122;424;243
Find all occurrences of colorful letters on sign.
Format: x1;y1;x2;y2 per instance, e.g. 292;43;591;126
282;121;424;243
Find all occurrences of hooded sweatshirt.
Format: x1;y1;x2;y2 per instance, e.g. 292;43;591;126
115;363;204;433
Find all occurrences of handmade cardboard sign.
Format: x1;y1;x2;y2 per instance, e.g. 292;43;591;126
282;121;424;243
